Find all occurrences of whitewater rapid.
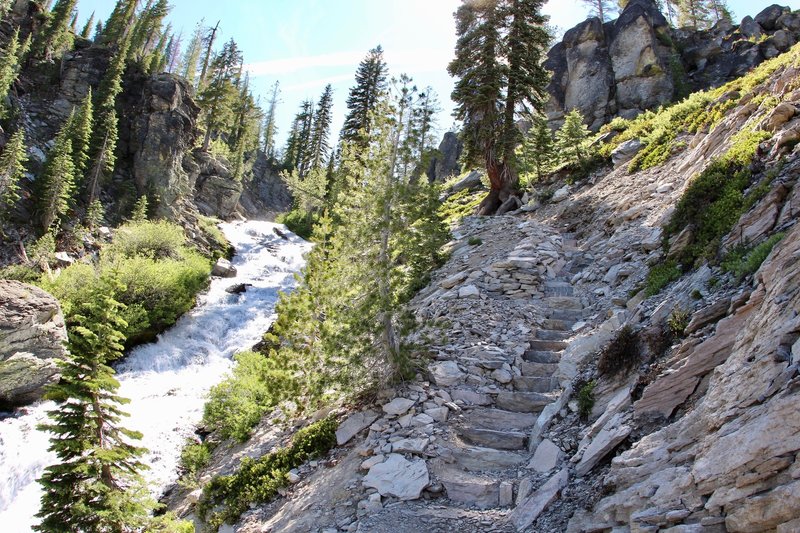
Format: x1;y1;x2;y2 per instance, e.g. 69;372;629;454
0;220;310;532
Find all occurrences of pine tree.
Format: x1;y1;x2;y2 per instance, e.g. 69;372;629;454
80;11;95;39
262;81;280;160
230;74;261;181
707;0;732;25
581;0;615;22
449;0;550;214
0;28;24;119
32;0;78;60
85;198;104;228
100;0;138;48
556;109;591;167
86;37;130;203
130;0;169;63
518;116;554;182
130;195;148;221
197;20;220;88
677;0;714;30
68;88;93;189
37;118;76;232
197;38;242;150
0;129;27;221
36;274;152;532
308;84;333;172
340;46;388;148
180;22;203;85
282;100;314;174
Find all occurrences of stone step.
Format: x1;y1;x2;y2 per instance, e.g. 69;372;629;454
463;407;538;431
544;296;583;310
495;391;552;413
519;361;560;376
535;329;572;341
447;444;528;471
524;350;561;364
529;339;568;352
542;318;572;331
513;375;559;393
548;308;584;322
458;426;527;450
434;464;504;509
543;281;574;297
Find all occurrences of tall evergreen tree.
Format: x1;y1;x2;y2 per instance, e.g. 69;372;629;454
0;28;24;118
37;118;76;232
197;20;220;88
230;73;261;181
283;100;314;174
308;84;334;172
35;274;152;533
449;0;551;214
86;37;130;202
340;46;388;148
80;11;95;39
0;129;27;221
32;0;78;60
582;0;615;22
196;38;243;150
100;0;138;48
180;22;203;85
677;0;715;30
262;81;280;160
68;88;93;190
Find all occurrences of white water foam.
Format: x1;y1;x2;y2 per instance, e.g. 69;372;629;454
0;220;309;532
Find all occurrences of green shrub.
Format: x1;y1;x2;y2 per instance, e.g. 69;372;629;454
197;416;337;530
105;220;187;260
277;208;317;240
665;129;771;266
644;260;681;297
439;188;483;225
577;380;596;420
467;236;482;246
0;263;42;282
691;289;703;300
722;232;786;280
597;325;640;376
180;441;212;483
40;221;211;347
197;215;234;259
668;307;690;337
203;350;300;441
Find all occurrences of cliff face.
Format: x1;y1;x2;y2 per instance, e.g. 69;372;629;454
545;1;800;130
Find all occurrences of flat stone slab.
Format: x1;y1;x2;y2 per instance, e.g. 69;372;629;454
529;439;562;473
450;445;528;471
363;453;429;501
436;465;500;509
496;391;551;413
382;398;416;416
575;414;632;477
336;410;380;445
431;360;465;387
510;468;569;531
391;437;429;455
464;408;537;431
459;427;527;450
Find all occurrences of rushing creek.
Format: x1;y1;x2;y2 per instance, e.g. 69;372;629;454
0;221;310;531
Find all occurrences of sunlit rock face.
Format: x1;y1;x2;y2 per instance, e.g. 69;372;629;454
545;1;800;131
0;280;67;408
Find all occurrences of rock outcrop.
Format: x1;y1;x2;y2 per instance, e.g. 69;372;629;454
426;132;463;182
124;73;201;218
546;2;800;130
186;149;243;219
0;281;67;407
238;152;293;219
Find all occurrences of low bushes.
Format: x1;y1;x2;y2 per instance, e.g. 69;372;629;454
597;325;641;376
197;416;337;530
644;260;681;297
722;232;786;280
39;220;211;346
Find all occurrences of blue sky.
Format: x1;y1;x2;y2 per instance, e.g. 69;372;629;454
75;0;798;149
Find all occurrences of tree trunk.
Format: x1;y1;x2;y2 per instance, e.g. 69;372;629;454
477;157;517;216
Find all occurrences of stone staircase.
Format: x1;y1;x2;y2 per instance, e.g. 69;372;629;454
433;265;586;518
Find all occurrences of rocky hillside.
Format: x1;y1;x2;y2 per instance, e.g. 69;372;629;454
545;1;800;130
168;32;800;533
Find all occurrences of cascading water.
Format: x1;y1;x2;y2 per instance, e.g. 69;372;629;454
0;220;310;532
